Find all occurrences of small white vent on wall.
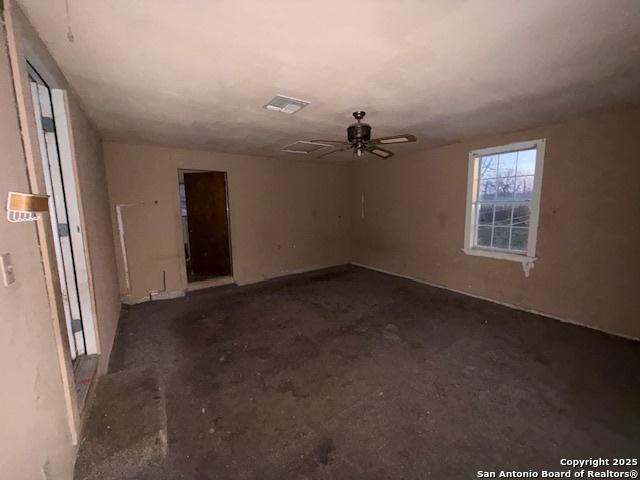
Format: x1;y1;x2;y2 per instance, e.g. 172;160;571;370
264;95;310;114
281;141;330;154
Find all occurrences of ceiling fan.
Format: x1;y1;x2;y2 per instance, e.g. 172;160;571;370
312;111;417;159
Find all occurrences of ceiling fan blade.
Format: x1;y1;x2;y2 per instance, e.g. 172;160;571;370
366;146;395;159
310;139;350;146
317;145;353;158
370;134;417;145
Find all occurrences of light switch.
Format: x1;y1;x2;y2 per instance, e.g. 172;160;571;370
1;253;16;286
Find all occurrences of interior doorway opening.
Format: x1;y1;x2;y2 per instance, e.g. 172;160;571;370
178;170;233;284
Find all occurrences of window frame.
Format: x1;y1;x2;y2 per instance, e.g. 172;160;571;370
463;138;546;266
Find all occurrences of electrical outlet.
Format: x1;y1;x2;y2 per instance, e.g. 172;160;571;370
1;253;16;286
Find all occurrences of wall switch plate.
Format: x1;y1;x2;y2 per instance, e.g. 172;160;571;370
1;253;16;286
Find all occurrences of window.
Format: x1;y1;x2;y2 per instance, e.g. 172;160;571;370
463;139;545;269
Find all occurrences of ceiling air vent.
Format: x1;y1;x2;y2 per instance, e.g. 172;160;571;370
264;94;310;114
281;141;330;154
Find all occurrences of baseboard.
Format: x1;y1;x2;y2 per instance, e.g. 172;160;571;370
238;262;349;286
120;264;348;303
120;289;186;305
186;275;235;292
351;262;638;342
151;289;186;301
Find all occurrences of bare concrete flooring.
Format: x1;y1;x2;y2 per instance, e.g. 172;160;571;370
76;266;640;479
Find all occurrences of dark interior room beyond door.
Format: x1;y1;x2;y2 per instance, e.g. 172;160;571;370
182;171;232;282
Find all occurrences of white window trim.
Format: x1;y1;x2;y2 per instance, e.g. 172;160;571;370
463;138;546;276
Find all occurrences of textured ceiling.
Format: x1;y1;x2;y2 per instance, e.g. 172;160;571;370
16;0;640;159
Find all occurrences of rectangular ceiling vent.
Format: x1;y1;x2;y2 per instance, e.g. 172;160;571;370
281;141;330;154
264;94;310;114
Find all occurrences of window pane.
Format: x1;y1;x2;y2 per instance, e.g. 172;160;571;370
515;175;534;200
476;226;492;247
480;155;497;179
469;143;541;256
478;204;494;225
498;152;517;177
516;149;536;176
496;177;515;200
494;204;512;225
510;227;529;251
492;226;510;249
479;179;497;200
512;205;530;226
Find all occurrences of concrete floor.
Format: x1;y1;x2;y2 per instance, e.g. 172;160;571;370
77;266;640;479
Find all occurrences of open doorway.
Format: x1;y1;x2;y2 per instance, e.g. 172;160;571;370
178;170;233;284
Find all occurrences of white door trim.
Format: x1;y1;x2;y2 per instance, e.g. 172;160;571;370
28;69;99;357
50;88;99;355
29;81;80;359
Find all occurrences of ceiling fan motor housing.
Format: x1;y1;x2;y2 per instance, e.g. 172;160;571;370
347;122;371;143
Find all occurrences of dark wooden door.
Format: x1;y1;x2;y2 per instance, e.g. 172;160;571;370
184;172;231;280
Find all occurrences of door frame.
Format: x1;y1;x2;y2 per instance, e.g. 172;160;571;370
29;75;84;359
27;62;100;358
176;168;234;286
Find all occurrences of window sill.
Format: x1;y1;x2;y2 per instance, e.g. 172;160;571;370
462;247;534;263
462;248;537;276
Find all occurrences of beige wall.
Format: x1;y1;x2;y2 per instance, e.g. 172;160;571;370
352;106;640;339
104;142;352;300
1;3;122;478
6;1;120;372
0;22;75;480
66;97;121;370
105;108;640;338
